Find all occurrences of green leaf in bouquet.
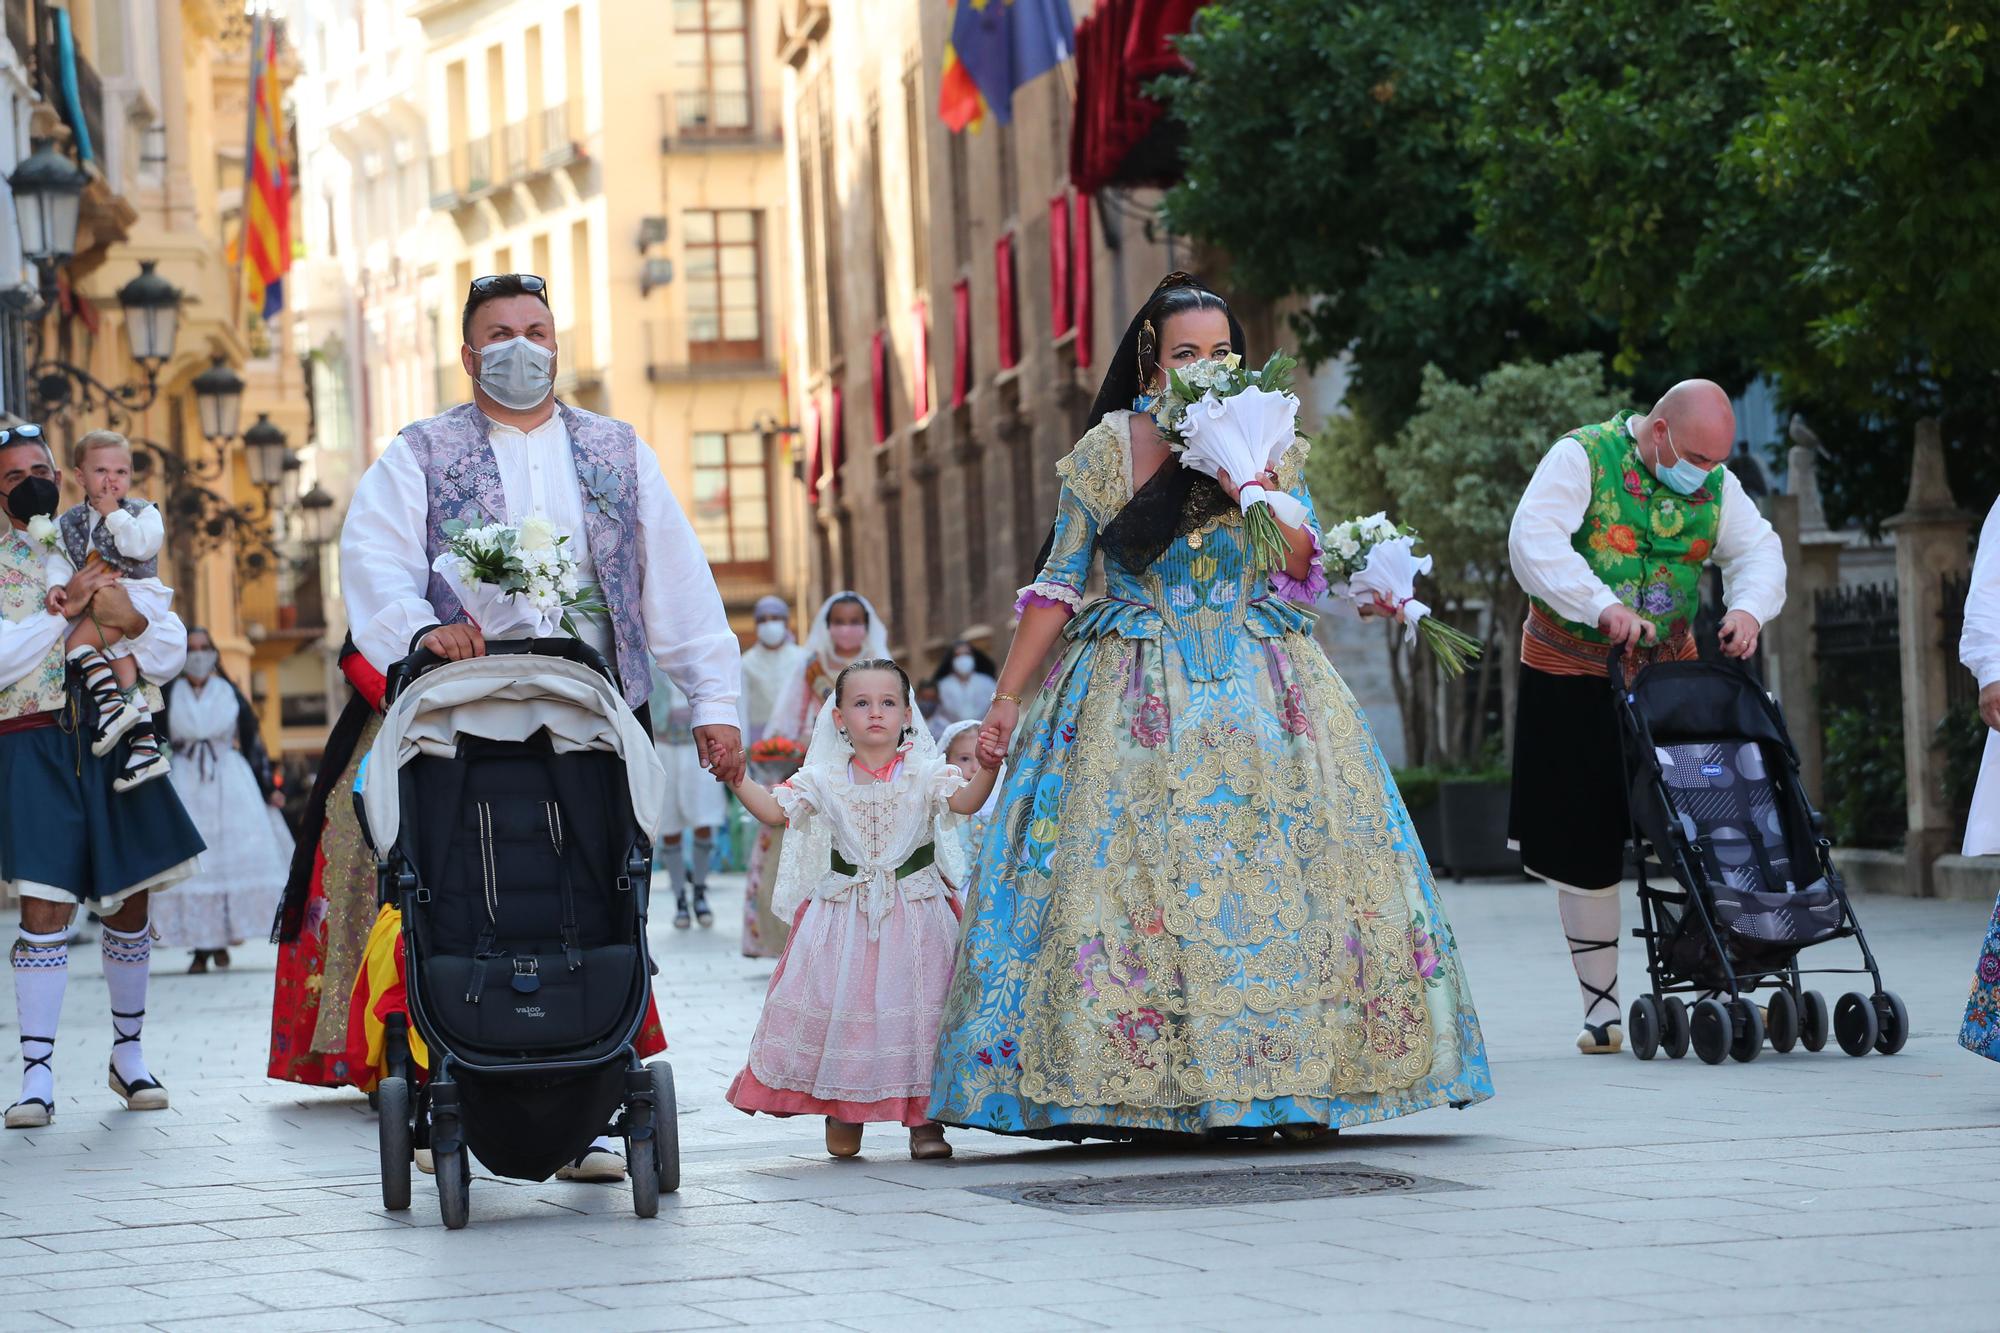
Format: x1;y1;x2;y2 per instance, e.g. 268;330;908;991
442;519;468;539
1255;349;1298;395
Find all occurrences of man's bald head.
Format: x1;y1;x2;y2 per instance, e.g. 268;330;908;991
1638;379;1736;470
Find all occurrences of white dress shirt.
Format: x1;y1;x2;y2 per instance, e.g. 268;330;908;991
938;670;996;726
1962;496;2000;855
1509;417;1787;629
340;410;742;730
0;528;187;688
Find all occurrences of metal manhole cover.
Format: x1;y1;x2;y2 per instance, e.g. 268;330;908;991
970;1163;1469;1212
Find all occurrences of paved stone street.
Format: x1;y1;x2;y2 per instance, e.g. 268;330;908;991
2;875;1996;1332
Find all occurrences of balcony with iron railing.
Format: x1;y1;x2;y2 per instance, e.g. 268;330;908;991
464;134;492;195
660;90;779;153
428;150;458;208
503;119;530;179
540;103;583;168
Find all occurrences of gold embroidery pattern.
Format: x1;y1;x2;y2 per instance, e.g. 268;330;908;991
1053;421;1131;528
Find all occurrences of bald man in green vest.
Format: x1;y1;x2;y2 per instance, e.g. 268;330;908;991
1507;380;1787;1054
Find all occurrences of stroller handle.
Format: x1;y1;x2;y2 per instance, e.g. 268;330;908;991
384;636;619;706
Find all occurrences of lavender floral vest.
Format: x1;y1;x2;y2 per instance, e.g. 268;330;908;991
400;401;650;708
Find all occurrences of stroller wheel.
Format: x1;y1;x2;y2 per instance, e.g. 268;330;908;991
1766;988;1801;1054
1628;996;1662;1060
1661;998;1690;1059
1871;991;1909;1056
629;1134;659;1219
650;1061;681;1196
434;1145;470;1230
1799;991;1830;1052
1690;998;1731;1065
1834;992;1879;1057
1728;997;1764;1062
376;1077;413;1211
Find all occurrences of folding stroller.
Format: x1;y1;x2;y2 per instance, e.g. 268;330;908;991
1610;647;1905;1065
358;639;678;1228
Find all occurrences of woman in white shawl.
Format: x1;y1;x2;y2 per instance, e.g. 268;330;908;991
1956;496;2000;1060
149;629;294;970
739;591;890;957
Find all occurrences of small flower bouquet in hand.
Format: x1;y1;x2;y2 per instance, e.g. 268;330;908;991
1322;514;1485;678
1149;349;1308;571
431;512;608;639
748;735;805;779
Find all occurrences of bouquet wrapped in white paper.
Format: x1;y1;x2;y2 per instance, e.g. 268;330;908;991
1322;514;1485;677
429;512;608;640
1149;349;1305;570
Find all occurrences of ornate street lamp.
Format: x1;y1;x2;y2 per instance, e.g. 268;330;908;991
116;260;182;369
8;137;86;270
192;355;246;443
242;413;291;491
299;483;336;545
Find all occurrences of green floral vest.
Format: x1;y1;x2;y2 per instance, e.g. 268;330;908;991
1530;411;1724;645
0;529;68;719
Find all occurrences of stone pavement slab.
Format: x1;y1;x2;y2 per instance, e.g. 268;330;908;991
1;876;1996;1330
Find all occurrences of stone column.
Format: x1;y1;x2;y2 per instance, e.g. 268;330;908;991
1766;423;1847;806
1887;417;1973;897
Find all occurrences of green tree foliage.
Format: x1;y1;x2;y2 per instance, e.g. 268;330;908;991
1315;353;1628;766
1158;0;1587;432
1466;0;2000;525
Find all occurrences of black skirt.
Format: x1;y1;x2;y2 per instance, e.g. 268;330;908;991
1508;664;1631;890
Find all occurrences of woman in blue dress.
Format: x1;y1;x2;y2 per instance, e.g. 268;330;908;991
927;274;1492;1139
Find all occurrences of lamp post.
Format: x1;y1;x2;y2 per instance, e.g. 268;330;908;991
242;413;291;493
299;483;335;546
116;260;181;371
28;258;186;419
8;137;86;285
192;355;246;443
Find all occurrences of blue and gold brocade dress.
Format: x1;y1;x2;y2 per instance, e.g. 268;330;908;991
926;412;1493;1136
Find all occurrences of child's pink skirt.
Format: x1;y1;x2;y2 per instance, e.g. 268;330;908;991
727;886;960;1127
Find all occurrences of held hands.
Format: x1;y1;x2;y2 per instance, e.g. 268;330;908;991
694;723;747;786
978;696;1020;770
1597;605;1658;654
1718;610;1762;660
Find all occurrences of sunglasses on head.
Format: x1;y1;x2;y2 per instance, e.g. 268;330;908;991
0;423;45;446
468;273;549;302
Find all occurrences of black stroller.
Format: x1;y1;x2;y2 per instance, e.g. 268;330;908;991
358;640;678;1228
1610;646;1906;1065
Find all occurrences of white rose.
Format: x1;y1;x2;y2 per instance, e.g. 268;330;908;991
518;514;557;552
26;514;56;547
1332;531;1360;560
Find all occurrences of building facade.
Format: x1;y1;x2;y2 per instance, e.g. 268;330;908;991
410;0;805;622
774;0;1220;672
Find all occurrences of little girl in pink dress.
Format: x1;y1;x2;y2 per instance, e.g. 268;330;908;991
727;658;998;1159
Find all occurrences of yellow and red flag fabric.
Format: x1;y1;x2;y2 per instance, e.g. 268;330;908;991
240;14;292;322
939;3;986;133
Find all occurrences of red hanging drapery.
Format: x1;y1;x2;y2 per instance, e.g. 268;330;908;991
825;382;845;496
910;298;930;421
1072;191;1094;369
995;231;1020;372
1070;0;1204;194
951;278;972;408
870;329;890;444
1048;193;1072;338
802;396;823;504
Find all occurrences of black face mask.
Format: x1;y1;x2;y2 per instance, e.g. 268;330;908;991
3;475;58;522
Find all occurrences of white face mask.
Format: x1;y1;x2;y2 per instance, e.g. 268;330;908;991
952;654;976;677
755;621;788;648
476;336;554;411
184;649;219;680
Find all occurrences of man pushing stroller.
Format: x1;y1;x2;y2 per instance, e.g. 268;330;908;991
1506;380;1787;1055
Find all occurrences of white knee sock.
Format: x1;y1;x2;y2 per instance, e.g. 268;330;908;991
662;841;689;897
689;829;714;889
11;928;68;1109
1557;888;1622;1026
100;925;154;1086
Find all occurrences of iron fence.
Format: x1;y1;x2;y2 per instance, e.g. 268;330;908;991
1813;580;1904;847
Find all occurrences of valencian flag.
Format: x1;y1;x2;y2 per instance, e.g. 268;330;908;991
945;0;1074;129
238;13;292;321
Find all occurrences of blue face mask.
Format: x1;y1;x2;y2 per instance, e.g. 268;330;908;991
1651;423;1711;496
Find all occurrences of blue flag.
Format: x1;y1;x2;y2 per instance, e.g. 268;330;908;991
950;0;1075;125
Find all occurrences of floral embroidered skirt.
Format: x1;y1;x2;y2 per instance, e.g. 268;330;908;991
927;629;1493;1137
1961;890;2000;1061
730;888;960;1127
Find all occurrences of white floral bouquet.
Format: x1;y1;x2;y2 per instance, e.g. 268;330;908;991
1322;513;1485;678
430;512;607;639
1149;349;1307;571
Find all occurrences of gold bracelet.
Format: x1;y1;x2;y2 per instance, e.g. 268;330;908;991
993;691;1022;706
